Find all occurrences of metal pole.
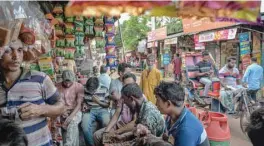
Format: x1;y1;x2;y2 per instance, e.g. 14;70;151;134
118;19;125;62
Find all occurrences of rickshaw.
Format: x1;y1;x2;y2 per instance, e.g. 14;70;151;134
182;52;221;108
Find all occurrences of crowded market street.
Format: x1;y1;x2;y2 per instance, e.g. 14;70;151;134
1;1;264;146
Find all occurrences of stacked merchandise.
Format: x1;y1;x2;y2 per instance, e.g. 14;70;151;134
0;1;56;81
52;3;87;78
104;17;118;69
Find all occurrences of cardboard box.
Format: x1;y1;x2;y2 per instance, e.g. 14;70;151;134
0;26;10;47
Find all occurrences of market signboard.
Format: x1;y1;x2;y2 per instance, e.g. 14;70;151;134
164;37;177;45
147;27;167;42
194;35;205;50
147;41;158;48
197;28;237;43
239;32;251;73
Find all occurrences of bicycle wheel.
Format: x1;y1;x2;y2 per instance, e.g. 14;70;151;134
240;109;251;137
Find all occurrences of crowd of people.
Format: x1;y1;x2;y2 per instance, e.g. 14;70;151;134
0;39;263;146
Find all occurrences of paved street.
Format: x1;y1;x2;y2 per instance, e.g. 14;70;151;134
131;71;252;146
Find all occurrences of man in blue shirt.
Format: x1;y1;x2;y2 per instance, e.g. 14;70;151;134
242;57;263;101
99;65;111;90
154;82;210;146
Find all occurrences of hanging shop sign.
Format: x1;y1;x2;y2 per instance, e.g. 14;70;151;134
164;37;178;45
147;41;158;48
147;27;167;42
183;17;236;34
197;28;237;43
194;35;205;50
239;32;251;73
163;53;170;65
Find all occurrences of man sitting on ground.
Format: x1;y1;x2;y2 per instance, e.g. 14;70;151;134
94;73;138;146
154;82;210;146
55;70;84;146
102;83;165;145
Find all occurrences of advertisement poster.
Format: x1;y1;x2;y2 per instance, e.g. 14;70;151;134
197;28;237;43
252;32;261;53
241;54;251;72
239;32;251;73
194;35;205;50
163;53;170;65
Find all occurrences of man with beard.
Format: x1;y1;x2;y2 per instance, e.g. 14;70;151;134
0;39;64;146
216;57;242;113
93;73;137;146
54;70;84;146
102;83;165;146
140;54;162;104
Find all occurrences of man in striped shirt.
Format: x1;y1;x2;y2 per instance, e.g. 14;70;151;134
0;40;64;146
81;77;111;146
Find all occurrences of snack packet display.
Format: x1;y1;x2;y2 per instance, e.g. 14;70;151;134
64;48;75;59
65;35;75;47
75;16;84;22
94;16;104;25
105;45;116;56
52;3;63;14
75;32;85;46
65;16;74;23
55;15;64;24
106;56;116;67
30;63;40;71
75;22;84;32
85;25;94;36
55;48;65;57
105;34;115;45
95;38;105;48
94;26;104;37
38;57;55;77
105;23;115;34
75;46;85;58
65;23;74;34
85;17;94;25
56;38;65;47
104;16;115;24
55;25;64;36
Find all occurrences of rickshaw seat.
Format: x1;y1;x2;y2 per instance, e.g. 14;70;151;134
190;80;204;89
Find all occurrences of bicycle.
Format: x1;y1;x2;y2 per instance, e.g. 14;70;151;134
233;89;264;137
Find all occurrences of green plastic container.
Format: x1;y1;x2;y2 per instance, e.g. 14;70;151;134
209;140;230;146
